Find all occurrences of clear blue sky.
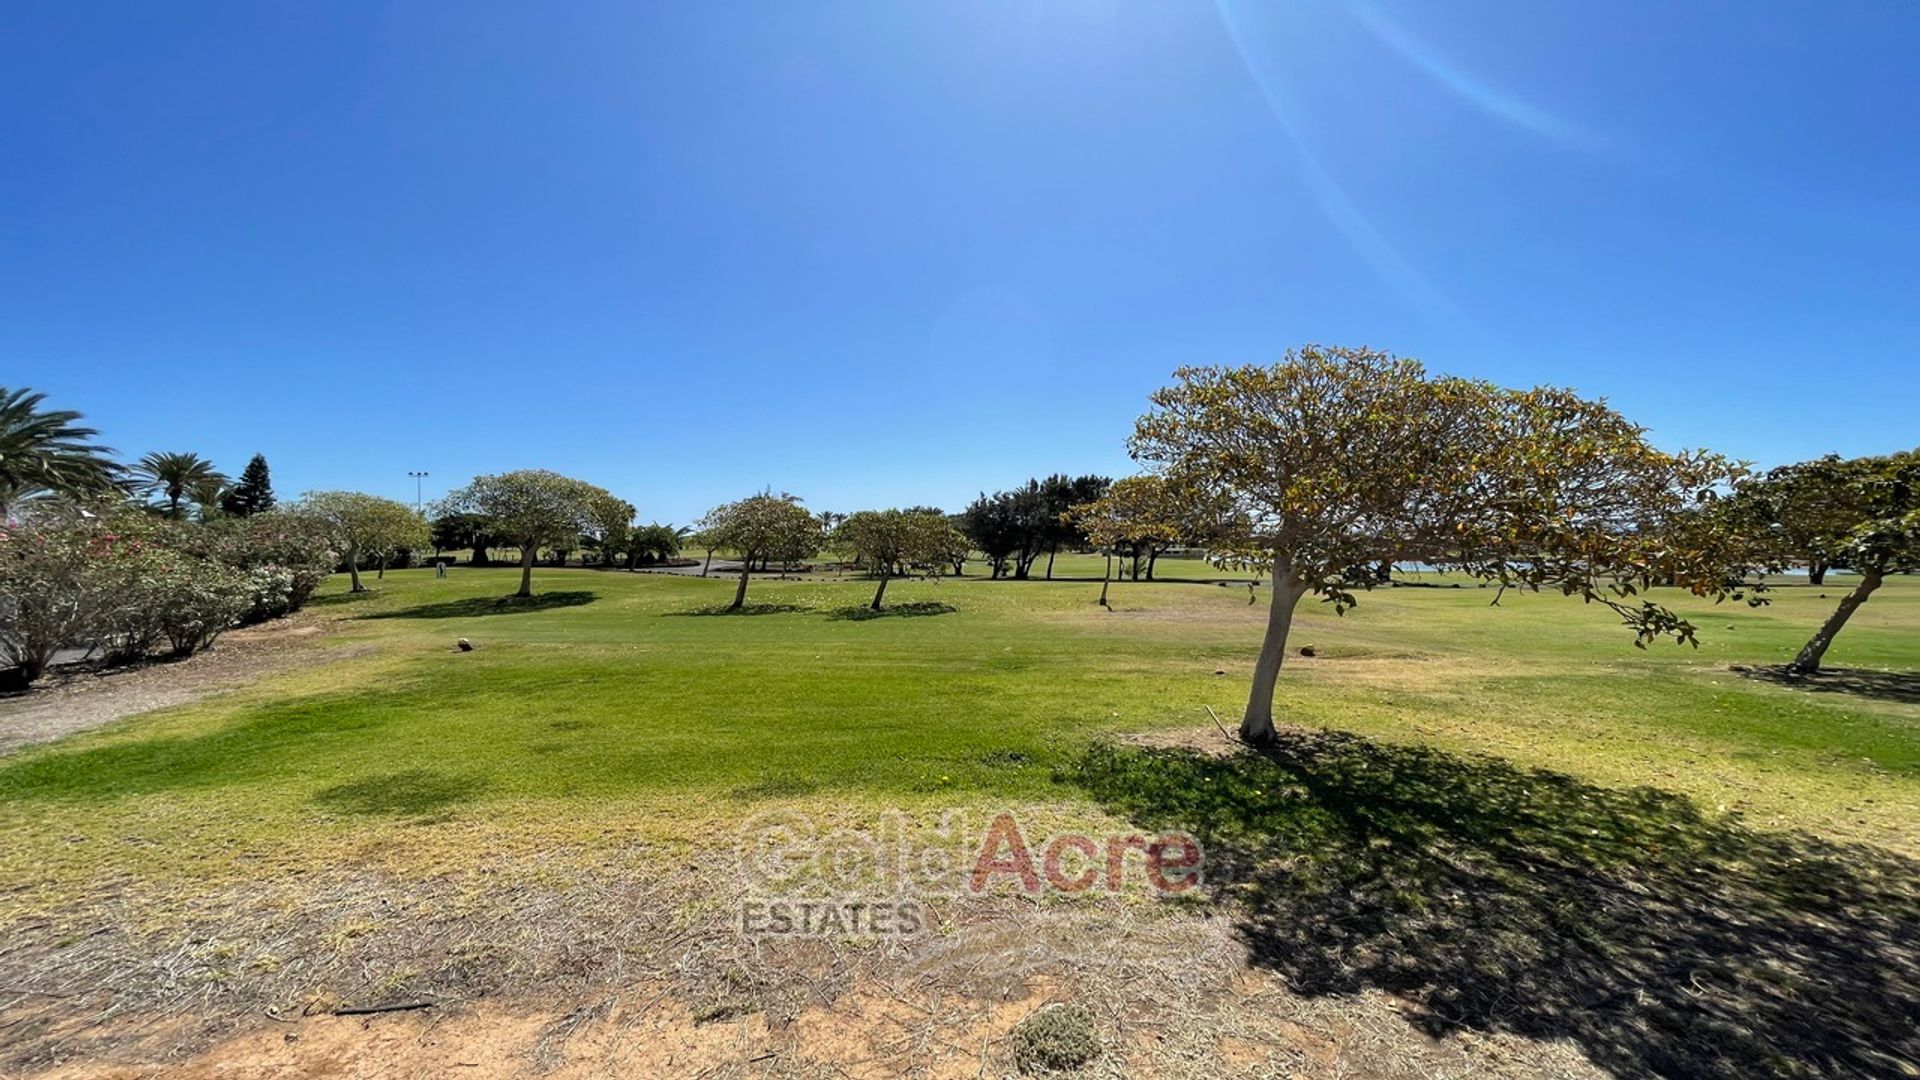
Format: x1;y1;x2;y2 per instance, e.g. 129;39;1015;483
4;2;1915;522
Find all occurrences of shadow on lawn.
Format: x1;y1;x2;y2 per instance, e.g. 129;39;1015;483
1734;664;1920;706
359;591;598;620
314;769;487;816
823;601;958;622
666;602;811;617
1063;731;1920;1080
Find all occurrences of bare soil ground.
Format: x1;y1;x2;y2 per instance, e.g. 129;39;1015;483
0;614;361;756
1;851;1603;1079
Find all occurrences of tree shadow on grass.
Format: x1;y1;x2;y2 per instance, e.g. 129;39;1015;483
1733;664;1920;706
1061;731;1920;1079
359;591;598;620
823;601;958;622
313;769;487;816
665;602;811;617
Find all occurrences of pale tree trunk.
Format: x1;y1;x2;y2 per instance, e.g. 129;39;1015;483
871;570;890;611
517;545;536;597
1241;558;1308;745
731;559;753;610
346;542;365;593
1788;568;1883;674
702;549;714;577
1097;552;1112;608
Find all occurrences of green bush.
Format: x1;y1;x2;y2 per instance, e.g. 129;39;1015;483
1010;1004;1101;1074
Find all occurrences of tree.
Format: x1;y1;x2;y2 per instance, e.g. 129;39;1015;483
296;491;429;593
698;493;821;609
689;527;721;577
1071;475;1199;606
439;470;612;597
1036;474;1111;578
835;509;969;610
961;491;1024;578
430;511;497;565
1740;450;1918;674
626;522;689;568
0;387;123;517
585;494;636;567
1130;346;1749;744
190;476;231;522
221;454;276;517
135;452;224;520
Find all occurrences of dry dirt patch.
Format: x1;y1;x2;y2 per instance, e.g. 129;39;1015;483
0;614;366;756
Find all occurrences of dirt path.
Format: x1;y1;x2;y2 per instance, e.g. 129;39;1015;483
0;613;358;756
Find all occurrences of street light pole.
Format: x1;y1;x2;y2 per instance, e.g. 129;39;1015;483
408;471;429;513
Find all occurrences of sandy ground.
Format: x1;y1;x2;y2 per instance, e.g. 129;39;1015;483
0;614;360;756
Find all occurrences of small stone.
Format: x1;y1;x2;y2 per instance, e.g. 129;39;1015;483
1299;645;1317;657
457;638;474;652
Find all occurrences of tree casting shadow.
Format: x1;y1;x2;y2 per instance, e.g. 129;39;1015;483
359;591;598;620
1063;731;1920;1079
1733;663;1920;706
313;769;487;816
823;601;958;622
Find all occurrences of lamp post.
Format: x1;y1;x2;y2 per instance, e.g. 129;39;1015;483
408;471;429;513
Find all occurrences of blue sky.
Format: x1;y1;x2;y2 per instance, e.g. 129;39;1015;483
4;2;1915;523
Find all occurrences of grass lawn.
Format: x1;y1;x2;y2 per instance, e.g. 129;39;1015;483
2;564;1916;1077
3;564;1917;889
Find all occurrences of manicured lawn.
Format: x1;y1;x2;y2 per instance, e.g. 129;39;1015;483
1;564;1916;899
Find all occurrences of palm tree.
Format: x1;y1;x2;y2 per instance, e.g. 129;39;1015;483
0;387;122;518
190;476;232;521
135;451;225;519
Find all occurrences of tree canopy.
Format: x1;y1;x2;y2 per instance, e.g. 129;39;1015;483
835;509;969;610
221;454;276;518
0;388;123;517
1738;449;1918;673
1130;345;1749;743
296;491;430;593
439;469;614;596
699;492;821;610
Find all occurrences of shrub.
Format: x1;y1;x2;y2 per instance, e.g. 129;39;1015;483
0;507;159;680
191;510;337;622
1010;1004;1101;1074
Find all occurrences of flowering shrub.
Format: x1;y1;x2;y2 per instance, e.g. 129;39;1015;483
1;504;301;684
0;507;157;680
188;511;337;623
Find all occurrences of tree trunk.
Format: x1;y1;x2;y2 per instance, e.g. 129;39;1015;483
1241;560;1308;745
1045;545;1056;580
871;571;890;611
1146;547;1159;581
472;545;489;567
951;556;966;577
377;557;386;580
516;545;536;597
1808;560;1828;586
1097;552;1112;608
731;559;753;609
1788;568;1883;674
347;543;365;593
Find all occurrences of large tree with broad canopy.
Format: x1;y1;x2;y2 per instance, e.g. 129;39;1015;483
835;509;969;610
439;470;614;597
1129;346;1751;744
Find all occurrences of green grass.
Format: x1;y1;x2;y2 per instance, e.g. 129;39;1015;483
2;565;1917;895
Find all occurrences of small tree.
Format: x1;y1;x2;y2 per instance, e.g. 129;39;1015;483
586;494;636;567
135;452;224;520
1131;346;1749;744
699;493;821;610
221;454;276;517
439;470;612;597
1072;475;1199;606
1740;450;1918;674
297;491;429;593
431;511;496;565
835;509;969;610
961;492;1024;578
